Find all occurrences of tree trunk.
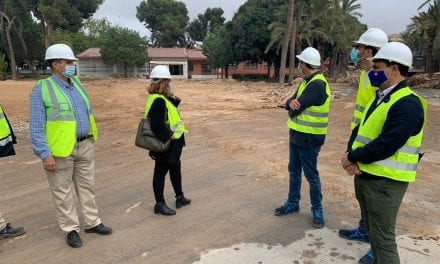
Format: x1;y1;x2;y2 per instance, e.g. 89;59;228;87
0;12;18;80
267;61;271;78
426;31;435;74
278;0;295;85
288;5;298;84
328;46;337;77
15;18;38;76
225;65;229;79
41;15;52;48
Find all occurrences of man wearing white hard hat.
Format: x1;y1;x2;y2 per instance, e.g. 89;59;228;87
339;28;388;264
275;47;331;229
341;42;426;263
29;44;112;248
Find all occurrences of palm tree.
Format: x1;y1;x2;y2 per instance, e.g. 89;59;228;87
278;0;295;85
407;2;440;73
265;0;364;78
340;0;362;18
419;0;439;10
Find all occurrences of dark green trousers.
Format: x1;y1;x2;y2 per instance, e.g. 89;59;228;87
355;175;409;264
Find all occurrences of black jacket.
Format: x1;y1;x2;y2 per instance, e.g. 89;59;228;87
285;72;328;147
148;95;185;163
347;80;425;177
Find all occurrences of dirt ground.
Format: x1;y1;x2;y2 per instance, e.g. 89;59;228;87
0;77;439;264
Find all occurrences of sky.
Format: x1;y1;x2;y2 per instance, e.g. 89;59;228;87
93;0;430;37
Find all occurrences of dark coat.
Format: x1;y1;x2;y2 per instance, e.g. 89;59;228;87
148;95;185;164
347;80;425;178
285;72;329;147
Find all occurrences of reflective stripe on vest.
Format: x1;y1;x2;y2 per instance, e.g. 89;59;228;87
144;94;187;139
40;77;98;157
351;86;427;182
351;70;376;130
0;105;12;141
287;73;331;135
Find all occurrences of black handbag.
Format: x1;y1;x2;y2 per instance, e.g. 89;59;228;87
135;118;171;152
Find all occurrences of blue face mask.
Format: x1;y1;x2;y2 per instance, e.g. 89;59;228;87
63;65;76;77
350;48;359;65
368;70;388;87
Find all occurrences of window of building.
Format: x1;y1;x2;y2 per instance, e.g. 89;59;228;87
244;62;257;69
169;64;184;75
201;64;211;75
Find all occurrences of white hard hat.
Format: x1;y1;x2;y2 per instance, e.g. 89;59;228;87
45;43;78;61
150;65;171;80
373;42;413;68
296;47;321;67
354;28;388;48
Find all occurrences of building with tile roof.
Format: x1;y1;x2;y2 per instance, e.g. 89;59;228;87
76;48;148;77
75;47;216;79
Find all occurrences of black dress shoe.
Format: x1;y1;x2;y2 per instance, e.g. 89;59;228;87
0;223;26;240
67;231;82;248
176;194;191;209
154;202;176;215
85;223;112;235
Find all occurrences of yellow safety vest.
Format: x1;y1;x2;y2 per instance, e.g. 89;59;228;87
351;70;376;130
39;76;98;157
0;105;11;139
352;86;427;182
287;73;331;135
144;94;187;139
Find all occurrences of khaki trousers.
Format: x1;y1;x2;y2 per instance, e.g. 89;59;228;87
0;212;6;230
46;139;101;233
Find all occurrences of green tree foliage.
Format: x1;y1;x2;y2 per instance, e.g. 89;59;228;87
100;27;147;77
28;0;103;47
265;0;365;77
203;22;234;77
404;1;440;72
50;18;112;55
136;0;189;47
419;0;439;10
187;7;225;42
0;0;45;78
231;0;286;70
83;17;112;46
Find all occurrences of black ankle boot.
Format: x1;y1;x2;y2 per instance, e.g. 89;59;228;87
154;202;176;215
176;194;191;209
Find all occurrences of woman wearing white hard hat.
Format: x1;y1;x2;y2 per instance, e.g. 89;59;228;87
341;42;426;263
29;43;112;248
275;47;331;229
144;65;190;216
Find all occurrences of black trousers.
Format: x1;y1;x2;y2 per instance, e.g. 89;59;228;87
153;159;183;203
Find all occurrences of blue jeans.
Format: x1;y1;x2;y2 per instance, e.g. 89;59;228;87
287;143;322;211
